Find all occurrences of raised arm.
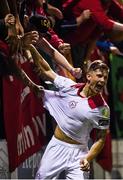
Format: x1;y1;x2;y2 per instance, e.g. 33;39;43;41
80;129;107;171
28;44;57;82
37;37;82;79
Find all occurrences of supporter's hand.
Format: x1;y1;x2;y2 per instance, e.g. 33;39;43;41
110;46;122;55
82;9;91;20
80;158;90;171
70;67;82;79
4;14;15;26
77;9;91;26
15;16;24;36
22;31;39;49
23;15;29;29
58;43;71;55
7;31;39;54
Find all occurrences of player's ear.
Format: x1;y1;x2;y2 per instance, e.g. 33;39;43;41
86;73;91;82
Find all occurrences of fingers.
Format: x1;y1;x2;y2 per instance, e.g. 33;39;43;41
83;9;91;19
22;31;39;49
31;31;39;43
24;31;39;42
5;14;15;26
71;68;82;79
58;43;71;54
80;163;90;171
80;159;90;172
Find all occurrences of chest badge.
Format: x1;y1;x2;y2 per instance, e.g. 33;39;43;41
69;101;78;109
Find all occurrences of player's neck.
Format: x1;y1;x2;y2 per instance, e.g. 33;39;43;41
80;84;96;98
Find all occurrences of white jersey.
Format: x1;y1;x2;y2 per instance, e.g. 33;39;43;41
43;75;110;146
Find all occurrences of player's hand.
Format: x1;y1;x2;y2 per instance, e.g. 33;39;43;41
80;158;90;171
70;67;82;79
58;43;71;55
32;84;44;98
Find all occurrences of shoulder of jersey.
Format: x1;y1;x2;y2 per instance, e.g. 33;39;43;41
88;94;105;109
71;84;105;108
71;83;84;89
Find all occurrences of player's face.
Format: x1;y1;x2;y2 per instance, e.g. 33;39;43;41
87;69;108;94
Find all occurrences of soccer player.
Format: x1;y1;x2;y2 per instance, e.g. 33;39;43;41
26;45;110;179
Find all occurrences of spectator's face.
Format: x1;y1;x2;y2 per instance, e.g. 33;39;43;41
87;69;108;94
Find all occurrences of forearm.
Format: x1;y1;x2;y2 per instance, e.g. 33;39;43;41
112;21;123;31
109;22;123;41
86;138;105;163
86;129;107;163
84;38;97;61
28;45;56;81
52;47;73;72
9;58;37;89
39;38;73;72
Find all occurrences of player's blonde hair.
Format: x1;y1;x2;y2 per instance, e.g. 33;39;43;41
87;60;109;73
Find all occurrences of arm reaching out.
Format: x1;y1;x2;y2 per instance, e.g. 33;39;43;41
37;37;82;79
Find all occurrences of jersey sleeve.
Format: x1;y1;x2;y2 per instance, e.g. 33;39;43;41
53;75;76;91
89;106;110;130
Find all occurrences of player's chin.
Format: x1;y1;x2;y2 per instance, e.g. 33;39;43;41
94;87;103;94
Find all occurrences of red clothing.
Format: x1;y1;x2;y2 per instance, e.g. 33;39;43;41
61;0;123;46
36;7;64;48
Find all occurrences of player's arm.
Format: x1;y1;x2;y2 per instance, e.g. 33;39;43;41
8;56;42;97
28;44;57;82
37;37;82;78
80;129;107;171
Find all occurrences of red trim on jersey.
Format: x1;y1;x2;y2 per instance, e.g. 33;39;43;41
71;83;85;97
88;94;105;109
72;83;105;108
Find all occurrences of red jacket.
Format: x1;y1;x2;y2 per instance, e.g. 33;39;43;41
36;7;64;48
61;0;123;45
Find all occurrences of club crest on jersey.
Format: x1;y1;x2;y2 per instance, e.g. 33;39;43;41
69;101;78;109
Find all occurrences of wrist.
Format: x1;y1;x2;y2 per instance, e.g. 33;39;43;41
58;42;63;48
70;67;74;73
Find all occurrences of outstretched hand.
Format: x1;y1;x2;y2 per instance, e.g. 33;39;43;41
80;158;90;171
70;68;82;79
4;14;15;27
58;43;71;55
21;31;39;49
